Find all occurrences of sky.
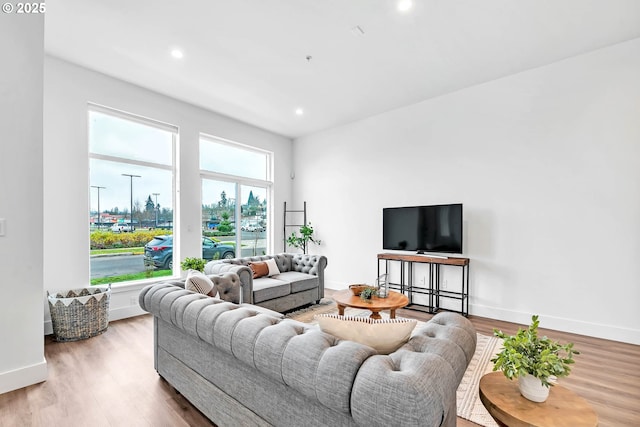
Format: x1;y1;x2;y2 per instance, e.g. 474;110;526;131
89;111;270;214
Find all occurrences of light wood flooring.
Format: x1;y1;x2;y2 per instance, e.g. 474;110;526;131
1;295;639;426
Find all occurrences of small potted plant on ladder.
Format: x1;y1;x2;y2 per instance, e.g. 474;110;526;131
286;222;321;254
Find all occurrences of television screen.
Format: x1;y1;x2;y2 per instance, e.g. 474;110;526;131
383;204;463;254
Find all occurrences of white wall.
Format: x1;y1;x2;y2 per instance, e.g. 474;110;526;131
43;56;292;331
293;39;640;344
0;16;47;393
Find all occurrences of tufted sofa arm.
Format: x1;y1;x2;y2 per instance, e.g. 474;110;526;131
291;254;327;300
139;283;476;427
204;262;253;304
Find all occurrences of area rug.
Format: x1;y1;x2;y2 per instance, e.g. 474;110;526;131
286;300;502;427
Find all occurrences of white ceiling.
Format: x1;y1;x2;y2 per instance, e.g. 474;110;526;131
44;0;640;139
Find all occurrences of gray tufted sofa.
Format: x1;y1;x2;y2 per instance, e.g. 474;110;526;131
204;253;327;313
139;282;477;427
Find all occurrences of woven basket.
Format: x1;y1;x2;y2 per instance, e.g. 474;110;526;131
47;285;111;342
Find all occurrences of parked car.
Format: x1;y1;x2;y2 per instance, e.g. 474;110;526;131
241;222;264;232
143;235;235;270
111;223;134;232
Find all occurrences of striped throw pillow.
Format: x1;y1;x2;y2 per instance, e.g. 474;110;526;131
315;314;417;354
185;269;215;296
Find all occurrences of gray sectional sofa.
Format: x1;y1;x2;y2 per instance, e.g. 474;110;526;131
139;282;477;427
204;253;327;313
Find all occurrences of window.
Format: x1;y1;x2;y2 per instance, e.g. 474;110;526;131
89;106;176;285
200;135;272;258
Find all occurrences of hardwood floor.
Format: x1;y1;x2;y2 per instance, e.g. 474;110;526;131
1;297;638;426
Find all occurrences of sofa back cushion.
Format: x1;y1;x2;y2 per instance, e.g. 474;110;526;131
292;254;322;276
219;254;293;273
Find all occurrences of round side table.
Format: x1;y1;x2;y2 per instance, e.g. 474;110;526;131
479;372;598;427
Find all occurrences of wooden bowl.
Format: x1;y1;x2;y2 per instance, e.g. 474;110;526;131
349;284;368;296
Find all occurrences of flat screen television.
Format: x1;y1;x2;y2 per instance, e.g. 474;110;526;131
383;204;463;254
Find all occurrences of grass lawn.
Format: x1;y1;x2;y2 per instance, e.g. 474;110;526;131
91;247;144;256
90;269;172;285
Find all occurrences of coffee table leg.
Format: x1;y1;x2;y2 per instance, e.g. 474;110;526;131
369;310;382;320
337;304;345;316
390;309;396;319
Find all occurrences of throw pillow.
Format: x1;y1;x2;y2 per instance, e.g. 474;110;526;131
185;269;217;297
249;261;269;279
265;258;280;276
315;314;417;355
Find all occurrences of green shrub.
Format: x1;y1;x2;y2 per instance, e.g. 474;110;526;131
181;257;206;272
90;229;172;250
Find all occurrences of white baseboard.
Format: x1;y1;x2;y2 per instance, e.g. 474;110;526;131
0;358;47;394
470;303;640;345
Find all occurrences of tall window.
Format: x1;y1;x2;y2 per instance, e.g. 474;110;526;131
200;135;272;258
89;106;176;285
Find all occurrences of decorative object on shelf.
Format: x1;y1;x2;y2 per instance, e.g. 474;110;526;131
286;222;321;254
349;284;368;296
491;315;579;403
376;273;389;298
181;257;206;272
359;286;378;302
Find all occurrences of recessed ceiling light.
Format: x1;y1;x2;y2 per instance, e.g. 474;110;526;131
170;48;184;59
397;0;413;12
295;108;304;116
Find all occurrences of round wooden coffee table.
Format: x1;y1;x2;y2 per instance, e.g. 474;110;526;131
332;289;408;319
479;372;598;427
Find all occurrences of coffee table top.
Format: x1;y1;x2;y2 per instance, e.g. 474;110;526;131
333;289;408;312
479;372;598;427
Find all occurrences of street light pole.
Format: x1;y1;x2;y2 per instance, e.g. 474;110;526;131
122;174;141;229
91;185;106;228
152;192;160;228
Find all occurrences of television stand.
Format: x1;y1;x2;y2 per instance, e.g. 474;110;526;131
416;251;448;259
377;253;470;316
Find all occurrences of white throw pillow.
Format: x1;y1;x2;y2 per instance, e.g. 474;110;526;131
265;258;281;276
185;269;217;297
315;314;417;355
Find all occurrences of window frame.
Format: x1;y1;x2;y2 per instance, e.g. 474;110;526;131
199;134;274;256
88;103;178;286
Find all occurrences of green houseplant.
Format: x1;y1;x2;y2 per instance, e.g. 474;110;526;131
286;223;321;254
359;286;378;302
491;315;578;402
180;257;206;272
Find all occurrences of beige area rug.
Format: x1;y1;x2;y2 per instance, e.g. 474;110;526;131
286;300;503;427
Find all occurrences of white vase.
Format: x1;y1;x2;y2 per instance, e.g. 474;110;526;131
518;373;550;402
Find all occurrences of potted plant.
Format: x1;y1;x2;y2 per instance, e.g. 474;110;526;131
359;286;378;302
286;222;321;254
180;257;206;272
491;315;578;402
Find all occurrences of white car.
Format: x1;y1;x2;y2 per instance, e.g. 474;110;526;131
242;223;264;232
111;223;134;232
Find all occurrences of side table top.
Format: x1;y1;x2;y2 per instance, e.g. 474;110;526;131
479;372;598;427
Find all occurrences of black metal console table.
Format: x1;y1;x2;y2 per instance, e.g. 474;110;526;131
377;253;470;317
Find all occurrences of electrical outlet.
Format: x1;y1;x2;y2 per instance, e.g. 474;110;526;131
130;297;138;306
420;276;426;285
442;279;448;289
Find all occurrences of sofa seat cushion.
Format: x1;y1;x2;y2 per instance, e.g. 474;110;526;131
253;277;291;303
272;271;319;293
